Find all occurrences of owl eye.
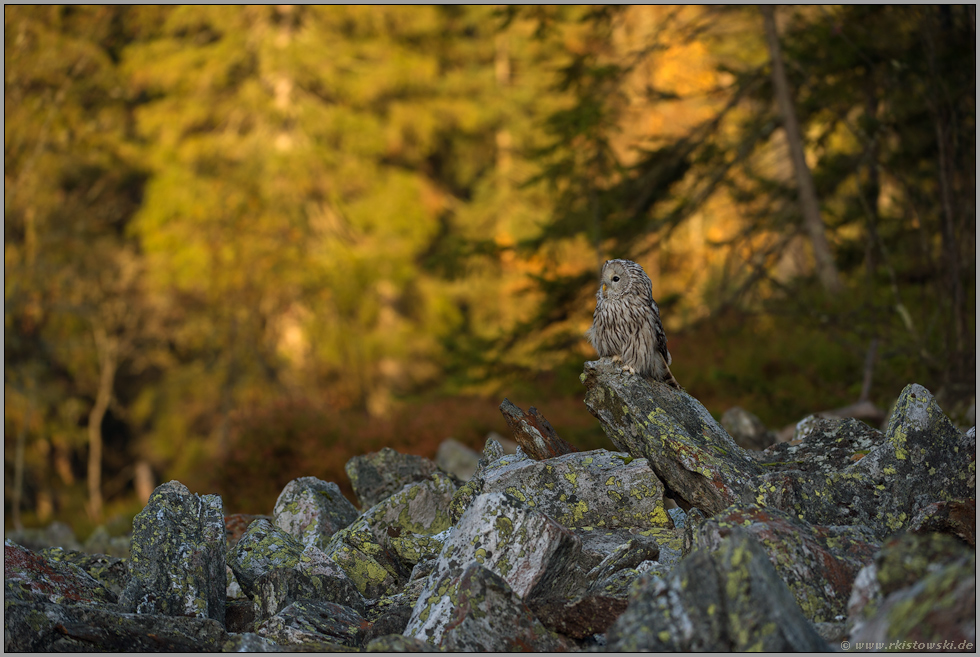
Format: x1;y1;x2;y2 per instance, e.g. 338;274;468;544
612;276;620;282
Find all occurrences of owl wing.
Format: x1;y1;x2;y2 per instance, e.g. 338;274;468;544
650;298;671;366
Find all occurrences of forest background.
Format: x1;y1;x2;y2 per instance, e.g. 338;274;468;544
5;5;975;540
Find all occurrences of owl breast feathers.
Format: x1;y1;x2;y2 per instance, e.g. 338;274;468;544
586;259;681;389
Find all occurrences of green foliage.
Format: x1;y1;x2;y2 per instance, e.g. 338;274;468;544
4;6;974;537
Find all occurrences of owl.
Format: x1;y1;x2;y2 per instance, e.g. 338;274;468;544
586;259;681;389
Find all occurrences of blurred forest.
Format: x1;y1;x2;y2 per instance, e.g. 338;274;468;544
5;5;975;539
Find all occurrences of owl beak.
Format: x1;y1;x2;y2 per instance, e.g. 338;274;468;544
601;283;607;295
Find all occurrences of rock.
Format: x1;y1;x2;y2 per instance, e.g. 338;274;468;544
255;599;368;647
535;536;662;638
753;384;976;539
722;406;778;451
435;438;481;481
344;447;444;509
361;603;413;644
321;473;456;599
226;599;258;633
4;595;228;652
908;498;976;548
499;398;578;460
476;448;673;530
5;540;117;605
606;529;830;651
848;531;975;639
273;477;359;550
695;504;878;623
405;492;585;646
227;518;364;619
119;480;226;624
850;542;975;648
225;512;271;550
38;546;129;598
436;562;574;652
582;358;763;515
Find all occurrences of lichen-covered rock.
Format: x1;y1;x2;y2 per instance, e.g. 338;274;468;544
388;531;447;566
404;492;585;645
757;415;884;475
908;498;976;547
361;603;413;644
476;449;673;530
118;481;226;624
582;358;763;514
228;518;306;596
319;473;456;599
435;562;574;651
255;599;368;647
5;540;117;605
722;406;778;451
38;546;129;598
359;472;456;544
850;545;975;648
607;530;830;651
847;531;975;640
227;518;364;619
273;477;359;550
225;513;271;550
752;384;976;539
4;596;228;652
696;504;878;623
82;525;131;558
345;447;444;509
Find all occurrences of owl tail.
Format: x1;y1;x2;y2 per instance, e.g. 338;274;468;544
662;364;682;390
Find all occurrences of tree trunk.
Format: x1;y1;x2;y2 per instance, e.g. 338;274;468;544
761;6;842;293
88;325;118;522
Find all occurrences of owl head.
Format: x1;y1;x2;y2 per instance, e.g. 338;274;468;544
599;259;652;300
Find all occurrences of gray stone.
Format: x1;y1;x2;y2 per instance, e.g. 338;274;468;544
404;492;585;645
582;358;763;515
435;438;481;481
273;477;359;550
345;447;443;509
255;599;366;647
5;540;116;606
477;448;673;530
119;481;226;624
606;529;830;651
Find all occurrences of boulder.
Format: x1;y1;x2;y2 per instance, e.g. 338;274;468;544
404;492;585;646
476;448;673;530
849;533;975;648
908;498;976;547
344;447;444;509
696;504;878;623
5;540;116;606
437;562;574;652
255;599;369;647
582;358;763;514
118;481;226;624
227;518;364;620
606;529;830;651
38;546;129;598
273;477;359;550
752;384;976;539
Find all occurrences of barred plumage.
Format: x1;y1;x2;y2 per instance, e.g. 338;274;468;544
586;259;681;389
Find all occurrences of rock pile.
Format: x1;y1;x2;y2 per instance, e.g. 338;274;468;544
4;357;975;651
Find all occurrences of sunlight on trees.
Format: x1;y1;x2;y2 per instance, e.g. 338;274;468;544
5;5;974;535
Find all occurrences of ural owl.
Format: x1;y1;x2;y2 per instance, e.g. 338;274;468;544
586;259;681;389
